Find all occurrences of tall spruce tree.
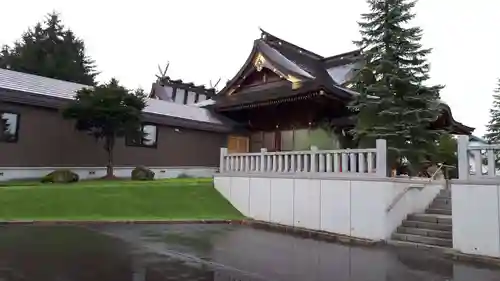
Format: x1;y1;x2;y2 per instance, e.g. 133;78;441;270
0;12;98;85
351;0;444;173
485;79;500;144
483;79;500;169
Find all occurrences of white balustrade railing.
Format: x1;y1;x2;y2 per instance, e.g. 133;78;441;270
457;135;500;179
219;139;387;177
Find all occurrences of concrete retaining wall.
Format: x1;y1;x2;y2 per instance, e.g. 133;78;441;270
214;173;443;241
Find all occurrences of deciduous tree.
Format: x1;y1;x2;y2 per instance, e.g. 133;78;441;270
63;79;147;178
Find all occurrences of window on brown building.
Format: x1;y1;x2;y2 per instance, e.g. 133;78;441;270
126;123;158;148
0;112;19;143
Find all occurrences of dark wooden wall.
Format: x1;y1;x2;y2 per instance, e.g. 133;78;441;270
0;101;226;167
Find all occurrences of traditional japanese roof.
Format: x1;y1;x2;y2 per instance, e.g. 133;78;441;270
214;29;363;105
212;29;475;134
436;101;475;134
0;68;234;132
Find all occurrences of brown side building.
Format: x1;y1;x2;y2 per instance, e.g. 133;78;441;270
0;69;235;181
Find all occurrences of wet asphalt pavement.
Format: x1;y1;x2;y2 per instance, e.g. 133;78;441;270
0;224;498;281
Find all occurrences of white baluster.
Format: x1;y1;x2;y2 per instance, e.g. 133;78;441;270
310;146;318;173
272;155;277;172
342;153;348;173
334;153;340;173
284;154;289;172
367;152;374;173
319;152;325;172
245;156;250;172
358;152;366;173
304;154;309;172
326;153;332;172
278;155;283;172
267;154;272;172
349;153;357;172
297;154;303;172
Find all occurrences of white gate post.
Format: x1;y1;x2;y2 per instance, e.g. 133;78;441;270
376;139;387;177
260;148;267;172
457;135;470;180
219;148;228;173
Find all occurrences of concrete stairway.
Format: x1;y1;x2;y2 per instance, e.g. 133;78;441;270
391;188;453;248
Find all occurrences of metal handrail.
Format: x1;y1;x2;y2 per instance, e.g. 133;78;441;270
386;163;452;213
386;184;424;213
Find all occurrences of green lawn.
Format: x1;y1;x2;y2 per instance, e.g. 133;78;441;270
0;178;243;221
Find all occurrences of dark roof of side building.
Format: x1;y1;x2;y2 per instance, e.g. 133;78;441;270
0;68;234;132
149;76;217;102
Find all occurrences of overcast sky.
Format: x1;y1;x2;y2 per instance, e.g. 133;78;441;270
1;0;498;136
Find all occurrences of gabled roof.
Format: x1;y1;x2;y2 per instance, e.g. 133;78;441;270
0;68;233;132
211;29;475;135
215;29;362;101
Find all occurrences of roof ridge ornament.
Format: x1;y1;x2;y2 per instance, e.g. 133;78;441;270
155;62;170;82
259;27;268;39
209;78;221;91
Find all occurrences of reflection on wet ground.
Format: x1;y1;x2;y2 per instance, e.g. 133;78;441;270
0;224;499;281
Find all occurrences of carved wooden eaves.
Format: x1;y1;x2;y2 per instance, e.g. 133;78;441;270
227;52;303;95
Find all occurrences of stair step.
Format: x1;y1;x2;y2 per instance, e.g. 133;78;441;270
426;208;452;215
397;226;452;239
439;189;451;197
402;220;452;231
387;240;454;252
429;202;452;210
433;197;452;205
407;214;451;224
392;233;452;247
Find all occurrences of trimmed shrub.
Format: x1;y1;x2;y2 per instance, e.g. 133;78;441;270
176;173;193;179
131;166;155;181
41;169;79;183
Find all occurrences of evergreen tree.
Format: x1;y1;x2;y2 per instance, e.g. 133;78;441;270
485;79;500;144
350;0;444;173
483;79;500;169
62;79;147;178
0;12;98;85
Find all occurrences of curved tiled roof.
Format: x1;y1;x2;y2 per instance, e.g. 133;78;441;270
212;29;474;134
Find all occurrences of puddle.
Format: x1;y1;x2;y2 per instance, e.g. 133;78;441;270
0;224;498;281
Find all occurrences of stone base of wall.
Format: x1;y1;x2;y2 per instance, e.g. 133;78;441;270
0;166;218;181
